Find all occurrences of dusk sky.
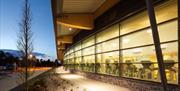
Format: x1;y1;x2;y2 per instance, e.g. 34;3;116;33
0;0;57;59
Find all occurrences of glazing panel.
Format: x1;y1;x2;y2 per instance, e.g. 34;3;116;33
99;51;119;76
121;46;160;82
158;20;177;42
82;46;95;56
120;11;150;35
96;38;119;53
120;0;177;35
75;43;81;51
83;55;95;72
96;24;119;43
161;42;178;84
121;29;153;49
75;50;81;57
74;57;82;70
155;0;177;23
82;36;95;48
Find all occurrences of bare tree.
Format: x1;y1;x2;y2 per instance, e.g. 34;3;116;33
16;0;34;90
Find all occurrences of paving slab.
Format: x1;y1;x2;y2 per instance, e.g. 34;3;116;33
55;67;131;91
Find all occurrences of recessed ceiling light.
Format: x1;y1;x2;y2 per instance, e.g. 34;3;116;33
69;28;72;31
147;29;152;33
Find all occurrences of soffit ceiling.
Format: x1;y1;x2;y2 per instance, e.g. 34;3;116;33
56;0;106;37
57;25;80;36
62;0;106;13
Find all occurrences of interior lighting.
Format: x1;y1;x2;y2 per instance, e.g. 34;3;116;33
69;27;72;31
147;29;152;33
123;39;130;43
133;48;142;54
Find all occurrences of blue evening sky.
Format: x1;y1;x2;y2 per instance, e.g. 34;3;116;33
0;0;57;59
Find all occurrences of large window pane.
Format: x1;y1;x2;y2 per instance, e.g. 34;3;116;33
96;51;119;76
120;11;150;35
74;57;82;70
82;36;95;48
155;0;177;23
121;29;153;49
69;48;74;54
96;24;119;43
120;0;177;35
82;46;95;56
82;55;95;72
75;43;81;51
158;20;177;42
69;53;74;59
161;42;178;84
75;50;81;57
121;46;160;82
96;38;119;53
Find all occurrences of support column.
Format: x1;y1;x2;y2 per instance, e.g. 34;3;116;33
145;0;167;91
178;0;180;89
95;35;97;73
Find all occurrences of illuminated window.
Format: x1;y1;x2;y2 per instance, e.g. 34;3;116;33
121;46;159;81
63;0;178;84
96;38;119;53
75;43;81;51
82;55;95;72
75;51;81;57
161;42;178;84
82;36;95;48
158;20;177;42
82;46;95;56
121;29;153;49
97;51;119;76
96;24;119;43
120;11;150;35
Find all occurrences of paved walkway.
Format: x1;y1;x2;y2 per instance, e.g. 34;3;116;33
55;67;131;91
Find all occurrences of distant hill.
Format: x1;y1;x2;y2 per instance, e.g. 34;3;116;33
0;49;55;61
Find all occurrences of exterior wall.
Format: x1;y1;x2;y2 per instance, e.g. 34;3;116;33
64;0;179;90
73;0;165;43
70;69;179;91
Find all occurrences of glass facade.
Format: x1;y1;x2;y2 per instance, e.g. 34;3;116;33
64;0;178;84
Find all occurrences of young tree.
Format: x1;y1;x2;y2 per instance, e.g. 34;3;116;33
16;0;34;90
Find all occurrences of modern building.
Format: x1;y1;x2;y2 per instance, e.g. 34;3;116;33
51;0;179;91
